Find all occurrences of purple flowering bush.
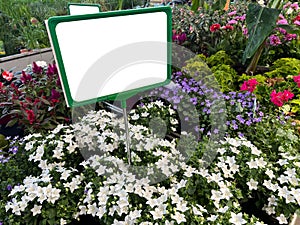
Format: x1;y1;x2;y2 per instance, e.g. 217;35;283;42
0;61;71;135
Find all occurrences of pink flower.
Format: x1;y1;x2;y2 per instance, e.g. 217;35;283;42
228;19;238;25
294;20;300;26
270;90;294;107
2;71;13;81
277;19;288;25
235;14;246;21
228;11;236;16
210;23;221;32
242;26;248;36
291;3;299;10
269;35;281;46
276;27;287;35
293;74;300;88
284;33;297;41
240;79;258;93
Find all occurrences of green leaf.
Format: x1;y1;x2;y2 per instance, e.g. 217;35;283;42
242;3;280;64
212;0;227;11
5;118;18;127
191;0;200;12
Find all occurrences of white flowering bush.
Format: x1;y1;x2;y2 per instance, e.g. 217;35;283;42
1;107;299;224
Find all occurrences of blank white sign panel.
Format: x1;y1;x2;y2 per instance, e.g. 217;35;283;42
53;11;168;103
69;4;100;15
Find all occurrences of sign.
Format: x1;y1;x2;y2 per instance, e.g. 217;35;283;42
46;7;171;107
68;3;101;15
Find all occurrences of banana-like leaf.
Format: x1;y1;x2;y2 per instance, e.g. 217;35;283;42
191;0;200;12
242;3;280;64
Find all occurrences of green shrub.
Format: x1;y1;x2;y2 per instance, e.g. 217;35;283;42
264;58;300;78
211;64;238;92
207;50;234;67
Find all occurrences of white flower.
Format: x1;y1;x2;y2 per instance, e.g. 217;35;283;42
264;206;275;215
257;0;265;7
150;207;164;220
229;212;247;225
267;195;277;206
217;206;229;213
247;159;258;169
60;218;67;225
251;146;261;156
247;178;258;190
207;215;218;221
278;159;288;166
131;114;140;120
31;204;42;216
256;157;267;168
278;186;290;199
276;214;288;224
265;169;275;179
171;211;186;224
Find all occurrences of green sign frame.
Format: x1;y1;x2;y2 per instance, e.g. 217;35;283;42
46;6;172;107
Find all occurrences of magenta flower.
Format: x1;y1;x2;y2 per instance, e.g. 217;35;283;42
293;74;300;88
240;79;258;93
46;63;58;76
32;62;43;74
270;90;294;107
269;35;281;46
284;33;297;41
20;71;32;83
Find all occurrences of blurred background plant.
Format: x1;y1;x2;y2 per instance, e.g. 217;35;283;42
0;0;148;56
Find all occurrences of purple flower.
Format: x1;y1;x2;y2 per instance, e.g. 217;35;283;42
245;120;252;126
232;124;238;130
9;146;18;154
269;35;281;46
7;184;12;191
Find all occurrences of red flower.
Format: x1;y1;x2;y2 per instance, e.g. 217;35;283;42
270;90;294;107
222;25;234;31
294;14;300;22
240;79;258;93
50;89;60;104
210;23;221;32
2;71;13;81
25;110;35;124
